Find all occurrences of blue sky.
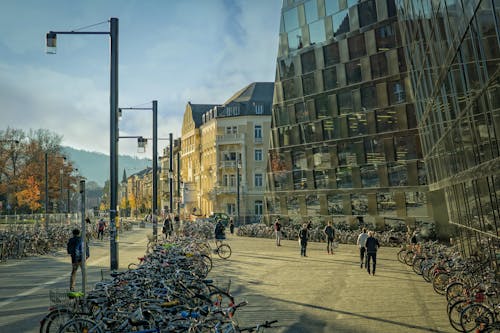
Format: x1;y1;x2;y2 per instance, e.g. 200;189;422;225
0;0;281;156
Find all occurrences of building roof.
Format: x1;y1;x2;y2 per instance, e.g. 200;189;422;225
189;103;219;127
223;82;274;105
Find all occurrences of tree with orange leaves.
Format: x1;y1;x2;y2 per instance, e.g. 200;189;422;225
16;176;41;213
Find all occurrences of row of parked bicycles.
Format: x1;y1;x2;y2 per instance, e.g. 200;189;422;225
40;233;278;332
236;223;407;247
0;219;134;263
397;242;500;332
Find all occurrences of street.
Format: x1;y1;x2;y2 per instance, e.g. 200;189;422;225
0;227;454;333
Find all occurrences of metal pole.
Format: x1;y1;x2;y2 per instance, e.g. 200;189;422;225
177;151;180;217
152;100;158;240
237;156;240;225
169;133;173;215
109;17;119;270
45;152;48;229
80;180;87;294
60;169;63;213
67;188;70;214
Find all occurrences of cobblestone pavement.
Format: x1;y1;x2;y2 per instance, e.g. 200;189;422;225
209;233;454;333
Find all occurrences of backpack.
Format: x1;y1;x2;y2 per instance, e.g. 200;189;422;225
75;239;83;261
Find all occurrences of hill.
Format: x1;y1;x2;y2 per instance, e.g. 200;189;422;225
62;146;152;186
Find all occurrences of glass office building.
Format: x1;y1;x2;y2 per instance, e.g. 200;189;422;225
396;1;500;261
265;0;435;232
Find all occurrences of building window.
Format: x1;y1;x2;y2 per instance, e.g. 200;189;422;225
230;174;236;187
358;0;377;28
323;67;338;90
371;53;388;79
315;95;330;118
309;19;326;44
301;50;316;74
255;174;263;187
324;42;340;66
302;73;316;95
223;174;229;186
325;0;340;16
282;78;298;100
376;108;398;132
361;85;377;109
255;200;263;215
255;149;263;161
332;9;349;37
254;104;264;114
305;0;319;23
346;60;361;85
227;203;236;215
295;102;310;122
254;125;262;139
376;24;396;52
226;126;237;134
337;90;353;114
348;34;366;59
388;80;406;104
283;6;299;32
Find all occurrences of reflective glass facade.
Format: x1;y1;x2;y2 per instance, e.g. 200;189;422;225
396;1;500;262
266;0;432;229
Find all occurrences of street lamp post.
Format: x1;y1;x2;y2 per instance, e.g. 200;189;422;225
236;156;241;225
119;101;158;239
169;133;173;216
47;17;119;270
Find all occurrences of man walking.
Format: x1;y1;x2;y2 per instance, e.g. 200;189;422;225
356;228;368;268
67;229;89;291
274;217;282;246
365;231;380;275
298;223;309;257
323;221;335;254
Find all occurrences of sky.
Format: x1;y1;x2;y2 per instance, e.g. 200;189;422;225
0;0;282;157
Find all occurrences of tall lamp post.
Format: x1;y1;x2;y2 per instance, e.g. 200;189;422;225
119;101;158;239
46;18;119;270
236;156;241;225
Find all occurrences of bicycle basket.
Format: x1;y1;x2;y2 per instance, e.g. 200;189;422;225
49;289;78;306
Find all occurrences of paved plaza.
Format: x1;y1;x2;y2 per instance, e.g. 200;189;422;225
0;226;454;332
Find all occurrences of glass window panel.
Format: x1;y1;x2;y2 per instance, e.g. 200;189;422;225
346;60;362;84
338;142;357;166
361;85;377;110
364;138;385;164
348;113;368;136
395;135;418;160
323;119;335;139
388;162;408;186
292;150;308;170
348;0;359;8
265;196;281;215
371;53;388;78
376;108;399;132
361;164;380;187
283;78;299;100
325;0;340;15
358;0;377;28
336;166;353;188
314;170;330;188
333;9;350;36
302;73;317;95
301;50;316;73
328;194;344;215
348;34;366;59
295;102;310;122
313;146;331;169
387;0;397;17
305;0;319;23
306;194;321;216
377;192;397;216
309;19;326;44
315;95;330;118
397;47;407;72
351;194;368;215
283;7;299;32
323;67;338;90
375;23;396;51
324;42;340;66
287;195;301;216
279;59;295;79
293;170;308;189
337;90;353;114
406;192;428;217
387;80;406;104
288;28;303;50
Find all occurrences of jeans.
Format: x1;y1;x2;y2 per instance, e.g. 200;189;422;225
366;252;377;273
275;231;281;246
70;261;82;291
300;241;308;256
326;237;334;253
359;247;366;264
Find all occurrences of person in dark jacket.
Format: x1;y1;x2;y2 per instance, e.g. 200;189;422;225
365;231;380;275
298;223;309;257
67;229;89;291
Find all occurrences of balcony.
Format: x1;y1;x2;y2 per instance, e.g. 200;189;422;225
215;186;237;194
219;160;237;168
216;133;244;145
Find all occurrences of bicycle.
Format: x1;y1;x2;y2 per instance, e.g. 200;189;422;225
213;239;232;259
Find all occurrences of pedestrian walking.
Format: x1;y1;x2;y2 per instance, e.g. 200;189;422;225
66;229;89;291
356;228;368;268
274;217;282;246
298;223;309;257
214;219;226;242
229;218;235;235
97;218;107;240
162;216;173;239
365;231;380;275
323;221;335;254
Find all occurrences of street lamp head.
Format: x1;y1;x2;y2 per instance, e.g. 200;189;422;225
137;137;147;153
46;32;57;54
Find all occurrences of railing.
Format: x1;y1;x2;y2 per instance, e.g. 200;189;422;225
219;160;237;168
216;133;244;144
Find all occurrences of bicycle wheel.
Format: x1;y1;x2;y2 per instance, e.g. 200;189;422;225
432;272;450;295
412;257;424;275
41;307;74;333
209;290;235;316
57;317;103;333
397;248;407;263
446;282;466;302
217;244;232;259
460;303;495;333
403;250;414;266
447;299;469;332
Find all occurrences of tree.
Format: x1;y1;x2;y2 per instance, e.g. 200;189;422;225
16;176;41;213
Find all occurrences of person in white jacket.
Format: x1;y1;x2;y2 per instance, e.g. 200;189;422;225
356;228;368;268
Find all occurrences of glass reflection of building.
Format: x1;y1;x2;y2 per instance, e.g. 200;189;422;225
266;0;434;232
396;1;500;263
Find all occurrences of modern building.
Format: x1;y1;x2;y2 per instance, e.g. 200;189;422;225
396;1;500;261
266;0;435;233
180;83;274;222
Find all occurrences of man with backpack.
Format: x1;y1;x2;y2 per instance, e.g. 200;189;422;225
67;229;89;291
97;218;107;241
